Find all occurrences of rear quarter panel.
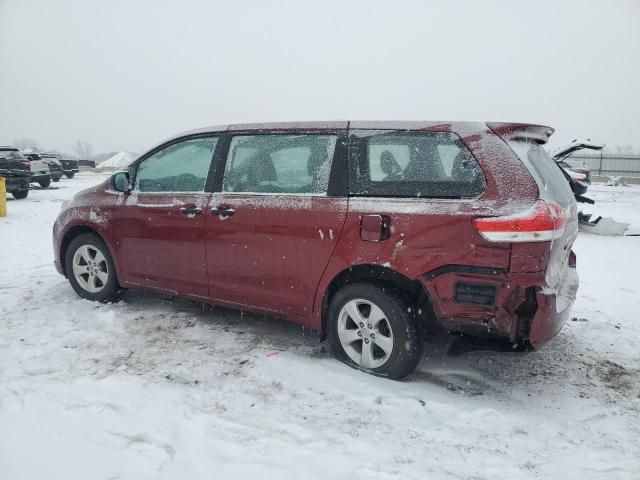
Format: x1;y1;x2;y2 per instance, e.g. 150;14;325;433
313;123;541;334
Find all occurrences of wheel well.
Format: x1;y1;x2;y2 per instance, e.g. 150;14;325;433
59;226;102;276
320;264;435;338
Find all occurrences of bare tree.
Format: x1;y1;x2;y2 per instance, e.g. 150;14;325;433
74;140;93;160
13;138;41;151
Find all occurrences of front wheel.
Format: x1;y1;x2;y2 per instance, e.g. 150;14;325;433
326;283;423;379
12;189;29;199
39;177;51;188
64;233;125;302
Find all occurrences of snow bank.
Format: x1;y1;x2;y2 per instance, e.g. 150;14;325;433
98;151;135;170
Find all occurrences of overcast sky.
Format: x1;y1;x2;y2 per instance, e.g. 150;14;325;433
1;0;638;156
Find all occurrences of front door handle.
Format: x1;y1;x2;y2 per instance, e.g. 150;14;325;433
211;207;235;218
179;207;203;217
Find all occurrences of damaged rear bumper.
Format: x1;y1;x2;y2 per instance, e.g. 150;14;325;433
528;266;579;349
420;258;579;349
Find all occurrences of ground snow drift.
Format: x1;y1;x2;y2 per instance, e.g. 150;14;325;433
1;176;639;479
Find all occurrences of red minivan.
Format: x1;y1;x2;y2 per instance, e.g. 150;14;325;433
53;121;579;379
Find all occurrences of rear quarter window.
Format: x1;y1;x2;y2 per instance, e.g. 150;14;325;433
349;131;486;198
508;139;573;205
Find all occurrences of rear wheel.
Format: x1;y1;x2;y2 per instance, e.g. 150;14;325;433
39;177;51;188
52;176;61;182
327;283;423;379
65;172;75;179
11;189;29;199
64;233;125;302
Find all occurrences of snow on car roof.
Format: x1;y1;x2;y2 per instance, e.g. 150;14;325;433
145;121;553;158
172;120;549;137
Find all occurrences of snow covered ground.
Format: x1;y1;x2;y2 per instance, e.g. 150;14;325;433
1;174;639;480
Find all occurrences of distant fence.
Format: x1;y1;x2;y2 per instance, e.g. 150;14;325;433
70;155;640;177
570;154;640;177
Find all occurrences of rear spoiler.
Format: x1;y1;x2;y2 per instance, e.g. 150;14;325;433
486;122;554;145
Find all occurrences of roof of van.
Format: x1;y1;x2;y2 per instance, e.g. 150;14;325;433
150;121;553;153
174;120;551;134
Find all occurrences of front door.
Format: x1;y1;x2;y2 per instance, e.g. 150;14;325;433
205;132;348;320
113;136;219;297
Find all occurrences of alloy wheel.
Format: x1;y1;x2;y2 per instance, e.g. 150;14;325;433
337;298;395;369
72;244;109;293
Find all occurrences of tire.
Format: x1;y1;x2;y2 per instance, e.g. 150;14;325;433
326;283;423;379
39;177;51;188
64;233;125;302
65;172;75;179
52;176;61;182
11;189;29;199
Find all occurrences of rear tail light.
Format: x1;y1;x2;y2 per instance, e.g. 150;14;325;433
19;160;30;169
573;173;587;186
474;200;567;243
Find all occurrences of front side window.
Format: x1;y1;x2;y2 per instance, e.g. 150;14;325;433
223;134;338;194
350;131;486;198
135;137;218;192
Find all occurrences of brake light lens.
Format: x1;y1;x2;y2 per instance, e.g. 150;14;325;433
573;173;587;186
474;200;567;243
19;160;30;169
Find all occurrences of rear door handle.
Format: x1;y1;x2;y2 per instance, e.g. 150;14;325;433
179;207;203;216
211;207;235;218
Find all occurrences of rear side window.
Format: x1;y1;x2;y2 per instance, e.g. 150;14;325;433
135;137;217;192
0;149;25;160
508;139;573;205
223;134;337;194
349;131;486;198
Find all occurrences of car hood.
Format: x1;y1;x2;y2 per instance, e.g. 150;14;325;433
42;158;63;166
563;168;585;180
552;140;603;162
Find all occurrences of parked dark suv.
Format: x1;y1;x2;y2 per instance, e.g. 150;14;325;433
53;122;579;379
59;156;80;178
0;147;32;199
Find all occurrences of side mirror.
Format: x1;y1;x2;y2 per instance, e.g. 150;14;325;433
112;171;131;193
